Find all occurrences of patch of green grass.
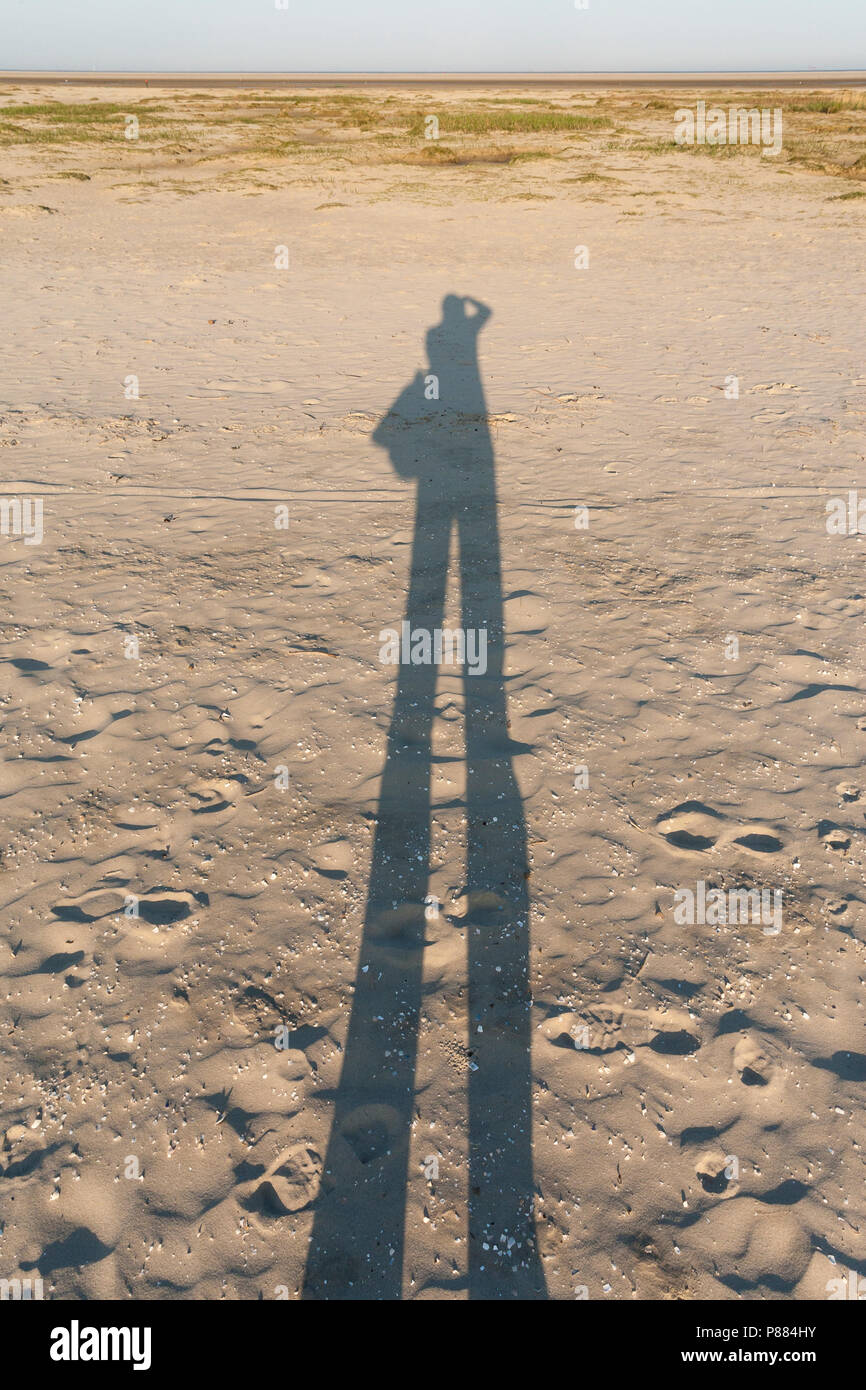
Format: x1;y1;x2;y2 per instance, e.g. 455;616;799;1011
0;100;137;121
242;137;347;158
790;94;866;113
395;143;529;166
793;99;846;114
407;109;608;137
484;97;550;106
0;99;179;146
562;170;620;182
509;148;560;162
626;139;683;155
630;138;746;159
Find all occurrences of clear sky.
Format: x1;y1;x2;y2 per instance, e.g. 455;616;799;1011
0;0;862;74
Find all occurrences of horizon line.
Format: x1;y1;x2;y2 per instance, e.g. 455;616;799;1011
3;68;865;75
3;68;866;89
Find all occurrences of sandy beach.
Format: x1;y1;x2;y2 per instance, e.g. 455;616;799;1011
0;81;864;1301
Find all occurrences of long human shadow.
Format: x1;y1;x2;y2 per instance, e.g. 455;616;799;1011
303;295;545;1299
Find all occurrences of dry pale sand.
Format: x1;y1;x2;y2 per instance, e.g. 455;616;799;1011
0;84;864;1301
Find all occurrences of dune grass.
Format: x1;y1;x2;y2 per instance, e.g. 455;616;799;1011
0;100;174;145
0;86;863;190
408;109;609;136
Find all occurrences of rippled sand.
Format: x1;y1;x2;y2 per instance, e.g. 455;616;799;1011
0;83;864;1299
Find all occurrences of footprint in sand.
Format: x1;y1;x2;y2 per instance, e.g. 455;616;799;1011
733;1034;775;1087
52;886;205;928
695;1150;740;1198
366;902;432;956
338;1104;401;1167
818;820;851;853
836;783;860;802
541;1004;700;1056
133;890;204;926
232;984;285;1039
252;1143;322;1215
656;801;786;855
187;775;245;817
731;830;785;853
310;838;353;882
656;801;724;851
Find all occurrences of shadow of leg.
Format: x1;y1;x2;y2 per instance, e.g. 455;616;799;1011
302;497;451;1300
460;481;547;1300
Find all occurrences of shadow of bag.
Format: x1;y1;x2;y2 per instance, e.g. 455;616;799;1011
372;371;432;479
